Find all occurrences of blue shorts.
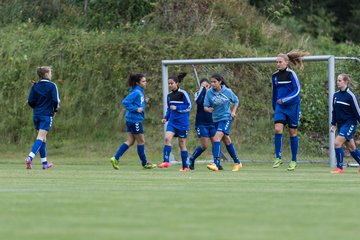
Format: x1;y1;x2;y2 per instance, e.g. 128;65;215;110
214;119;232;135
274;103;301;128
166;124;188;138
195;125;216;138
338;123;357;141
126;121;144;134
33;115;53;131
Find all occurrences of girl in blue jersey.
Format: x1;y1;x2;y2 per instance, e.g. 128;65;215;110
158;72;192;172
26;66;60;170
204;73;242;172
110;73;156;170
188;78;219;170
330;73;360;174
272;50;308;171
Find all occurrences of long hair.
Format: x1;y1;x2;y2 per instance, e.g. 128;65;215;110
338;73;352;87
278;50;309;69
211;73;229;88
37;66;51;79
169;72;187;83
128;73;145;88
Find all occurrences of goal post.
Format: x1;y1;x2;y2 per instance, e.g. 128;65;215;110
161;56;339;167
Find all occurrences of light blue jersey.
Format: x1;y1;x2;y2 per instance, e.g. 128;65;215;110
122;85;146;123
204;85;239;122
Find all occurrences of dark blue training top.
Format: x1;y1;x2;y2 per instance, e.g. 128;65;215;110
28;79;60;116
331;87;360;126
194;86;214;127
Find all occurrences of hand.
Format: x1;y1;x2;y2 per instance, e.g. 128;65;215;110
145;97;150;103
170;105;176;110
162;119;167;125
277;99;283;104
330;125;336;133
231;112;236;118
137;107;143;113
205;107;214;113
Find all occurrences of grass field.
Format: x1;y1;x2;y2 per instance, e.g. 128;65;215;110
1;160;359;240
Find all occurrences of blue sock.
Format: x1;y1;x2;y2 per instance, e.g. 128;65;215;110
181;151;188;168
226;143;240;164
114;143;129;160
39;142;47;166
274;133;283;159
290;136;299;162
335;147;344;169
190;146;205;163
163;145;172;162
350;149;360;165
29;139;44;161
137;145;147;166
213;141;221;166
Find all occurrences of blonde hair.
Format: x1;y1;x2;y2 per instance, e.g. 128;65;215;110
37;66;51;79
338;73;352;86
278;50;309;69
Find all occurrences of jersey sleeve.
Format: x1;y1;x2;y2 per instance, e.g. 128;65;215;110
27;85;36;109
122;91;139;112
52;83;60;112
350;94;360;123
176;91;192;113
271;76;277;110
331;94;336;126
281;72;300;105
164;96;171;120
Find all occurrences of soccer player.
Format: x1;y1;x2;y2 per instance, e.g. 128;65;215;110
188;78;218;170
158;72;192;172
110;73;156;170
272;50;308;171
26;66;60;170
204;73;242;172
330;73;360;174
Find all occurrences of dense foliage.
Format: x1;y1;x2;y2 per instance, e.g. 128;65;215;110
0;0;359;158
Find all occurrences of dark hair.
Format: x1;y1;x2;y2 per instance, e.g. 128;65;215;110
128;73;145;88
169;72;187;83
37;66;51;79
210;73;229;88
200;78;209;85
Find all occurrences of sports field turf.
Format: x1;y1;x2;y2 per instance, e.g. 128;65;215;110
0;161;359;240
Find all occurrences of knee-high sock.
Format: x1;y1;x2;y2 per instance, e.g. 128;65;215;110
137;144;147;166
190;146;205;163
290;136;299;162
39;142;47;164
181;150;188;168
114;143;129;160
213;141;221;167
28;139;44;160
274;133;283;159
350;149;360;164
163;145;172;162
335;147;344;169
226;143;240;164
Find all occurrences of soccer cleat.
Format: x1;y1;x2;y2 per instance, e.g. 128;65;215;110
273;158;283;168
42;162;53;170
25;157;32;169
189;159;195;170
179;167;189;172
207;163;219;171
330;167;344;174
143;162;157;169
110;157;119;170
232;163;243;172
287;161;297;171
157;162;171;168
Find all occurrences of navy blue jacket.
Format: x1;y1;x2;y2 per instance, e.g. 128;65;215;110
194;86;214;127
28;79;60;116
272;67;301;110
331;88;360;126
164;88;192;130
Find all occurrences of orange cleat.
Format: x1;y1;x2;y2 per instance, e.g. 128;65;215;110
330;167;344;174
157;162;171;168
